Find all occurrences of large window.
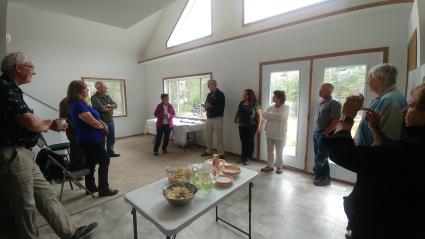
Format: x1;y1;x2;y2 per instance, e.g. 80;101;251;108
324;65;367;136
167;0;212;48
244;0;328;25
164;73;211;118
82;77;127;117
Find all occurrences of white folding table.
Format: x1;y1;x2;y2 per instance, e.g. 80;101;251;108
124;168;258;239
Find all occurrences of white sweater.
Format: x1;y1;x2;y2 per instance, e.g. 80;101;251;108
263;104;289;143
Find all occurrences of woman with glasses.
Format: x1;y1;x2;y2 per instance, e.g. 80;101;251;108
322;83;425;239
67;80;118;197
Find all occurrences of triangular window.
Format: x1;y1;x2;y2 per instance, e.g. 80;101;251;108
244;0;328;25
167;0;212;48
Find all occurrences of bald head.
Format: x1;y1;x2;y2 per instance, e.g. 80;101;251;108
319;83;334;100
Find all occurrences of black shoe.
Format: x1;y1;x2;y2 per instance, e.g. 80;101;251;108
162;149;167;154
242;161;249;166
313;178;331;186
72;222;97;239
109;153;120;157
99;188;119;197
85;186;99;195
201;152;212;157
154;152;159;156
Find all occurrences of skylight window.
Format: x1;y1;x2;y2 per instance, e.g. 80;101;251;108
244;0;328;25
167;0;212;48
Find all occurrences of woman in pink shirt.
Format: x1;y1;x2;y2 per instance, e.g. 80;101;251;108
153;94;175;155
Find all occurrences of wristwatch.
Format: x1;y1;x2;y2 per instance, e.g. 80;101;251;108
340;116;354;125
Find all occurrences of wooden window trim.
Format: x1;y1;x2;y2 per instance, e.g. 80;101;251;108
405;29;417;95
162;72;213;119
139;0;410;64
257;47;389;169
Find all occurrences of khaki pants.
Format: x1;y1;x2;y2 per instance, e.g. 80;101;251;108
204;117;224;155
0;146;76;239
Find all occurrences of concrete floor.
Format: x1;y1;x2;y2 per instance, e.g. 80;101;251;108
38;135;352;239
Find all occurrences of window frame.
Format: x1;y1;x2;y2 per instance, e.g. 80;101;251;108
242;0;331;27
81;77;128;118
166;0;213;49
162;72;212;119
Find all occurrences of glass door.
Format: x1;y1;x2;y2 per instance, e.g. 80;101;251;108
309;52;384;182
260;61;310;169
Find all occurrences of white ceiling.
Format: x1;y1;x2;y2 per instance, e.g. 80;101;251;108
9;0;177;29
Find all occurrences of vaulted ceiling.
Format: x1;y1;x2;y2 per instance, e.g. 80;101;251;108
9;0;177;29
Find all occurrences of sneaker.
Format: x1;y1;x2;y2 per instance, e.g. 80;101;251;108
313;178;331;186
276;167;283;174
201;152;212;157
154;152;159;156
98;188;119;197
261;166;274;172
109;153;120;157
72;222;97;239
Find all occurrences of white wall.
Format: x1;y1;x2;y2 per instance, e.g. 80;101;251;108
0;0;6;58
143;0;411;60
143;5;411;156
7;3;147;139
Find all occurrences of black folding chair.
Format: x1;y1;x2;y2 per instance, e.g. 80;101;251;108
37;134;70;161
36;147;96;201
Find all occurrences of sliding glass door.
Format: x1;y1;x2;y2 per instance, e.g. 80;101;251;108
260;61;310;169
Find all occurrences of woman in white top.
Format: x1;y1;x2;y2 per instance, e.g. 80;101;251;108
261;90;289;174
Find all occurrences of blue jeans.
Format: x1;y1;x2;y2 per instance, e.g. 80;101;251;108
313;131;330;180
105;120;115;155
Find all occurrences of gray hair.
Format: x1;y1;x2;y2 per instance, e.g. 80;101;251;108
1;52;30;76
95;81;104;90
207;79;217;86
322;83;334;92
369;63;398;86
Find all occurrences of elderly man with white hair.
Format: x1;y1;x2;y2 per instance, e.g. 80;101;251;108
91;81;120;157
355;63;407;145
344;63;407;238
0;52;97;238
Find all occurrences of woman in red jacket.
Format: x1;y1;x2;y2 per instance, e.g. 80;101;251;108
153;94;175;155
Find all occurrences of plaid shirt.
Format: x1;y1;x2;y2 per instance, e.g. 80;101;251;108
0;74;39;147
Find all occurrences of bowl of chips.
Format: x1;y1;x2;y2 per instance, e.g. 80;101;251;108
163;182;198;206
166;164;194;183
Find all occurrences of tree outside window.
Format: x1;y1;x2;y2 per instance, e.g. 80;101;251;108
164;73;211;119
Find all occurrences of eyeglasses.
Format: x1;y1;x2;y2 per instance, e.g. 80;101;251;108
19;64;35;69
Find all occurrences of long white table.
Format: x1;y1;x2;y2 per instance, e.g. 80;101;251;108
124;168;258;239
145;118;206;147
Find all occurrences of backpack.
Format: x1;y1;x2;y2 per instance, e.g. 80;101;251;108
35;148;70;181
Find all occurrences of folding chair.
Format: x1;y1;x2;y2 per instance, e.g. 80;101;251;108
36;148;96;201
37;134;70;160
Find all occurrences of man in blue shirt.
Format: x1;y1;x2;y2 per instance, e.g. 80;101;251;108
355;64;407;146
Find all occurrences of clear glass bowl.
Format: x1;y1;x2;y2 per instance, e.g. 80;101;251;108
191;163;214;192
165;163;193;183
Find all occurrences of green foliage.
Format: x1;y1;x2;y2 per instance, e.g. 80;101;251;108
324;65;366;103
164;76;209;118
